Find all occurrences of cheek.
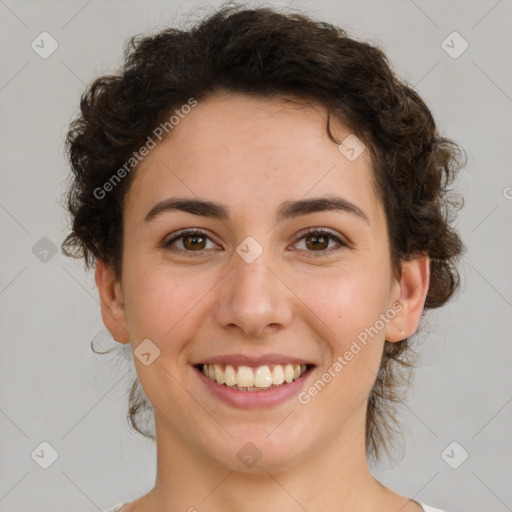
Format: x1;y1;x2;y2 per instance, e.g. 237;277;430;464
301;267;392;344
122;263;205;346
297;268;390;396
122;266;205;407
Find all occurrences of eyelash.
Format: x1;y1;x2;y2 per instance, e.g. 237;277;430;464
162;227;348;258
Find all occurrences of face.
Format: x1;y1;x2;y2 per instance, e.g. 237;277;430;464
97;92;427;472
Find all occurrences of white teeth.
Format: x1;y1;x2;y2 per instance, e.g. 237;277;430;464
271;365;284;385
224;364;236;386
284;364;294;383
254;365;273;388
200;362;308;389
237;366;254;387
214;364;225;384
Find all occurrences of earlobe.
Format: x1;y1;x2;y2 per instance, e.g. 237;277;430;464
385;255;430;342
94;259;130;344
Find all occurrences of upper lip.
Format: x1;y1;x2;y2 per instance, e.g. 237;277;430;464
193;354;315;367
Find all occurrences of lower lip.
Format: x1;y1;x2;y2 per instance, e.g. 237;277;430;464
194;366;314;409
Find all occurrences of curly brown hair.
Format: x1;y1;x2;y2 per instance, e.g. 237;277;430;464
61;2;465;464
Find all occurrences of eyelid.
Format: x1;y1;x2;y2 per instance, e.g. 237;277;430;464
294;227;347;244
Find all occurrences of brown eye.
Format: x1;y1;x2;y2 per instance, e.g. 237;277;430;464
304;232;329;251
163;229;217;256
182;233;207;250
293;228;347;256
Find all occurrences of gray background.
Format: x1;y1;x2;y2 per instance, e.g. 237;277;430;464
0;0;511;511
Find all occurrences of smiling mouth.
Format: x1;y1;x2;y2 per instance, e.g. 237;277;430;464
195;363;313;391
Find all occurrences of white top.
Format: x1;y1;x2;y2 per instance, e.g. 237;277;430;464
103;501;449;511
422;506;449;512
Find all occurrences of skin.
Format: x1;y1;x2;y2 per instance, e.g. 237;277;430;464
96;91;429;512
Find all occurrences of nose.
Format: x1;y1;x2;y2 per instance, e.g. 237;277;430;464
214;249;293;339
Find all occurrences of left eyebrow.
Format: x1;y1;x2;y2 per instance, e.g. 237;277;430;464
144;195;369;225
275;196;369;224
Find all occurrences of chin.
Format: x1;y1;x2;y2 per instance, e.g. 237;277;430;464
201;430;311;474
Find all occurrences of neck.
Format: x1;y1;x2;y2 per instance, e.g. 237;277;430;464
137;402;415;512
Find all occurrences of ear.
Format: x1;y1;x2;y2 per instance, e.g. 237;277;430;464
385;255;430;342
94;259;130;344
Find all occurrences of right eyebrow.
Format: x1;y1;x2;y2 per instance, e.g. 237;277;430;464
144;197;230;223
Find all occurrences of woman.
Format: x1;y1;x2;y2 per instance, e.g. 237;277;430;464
61;4;464;511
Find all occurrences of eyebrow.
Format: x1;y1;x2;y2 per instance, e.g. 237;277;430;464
144;195;369;224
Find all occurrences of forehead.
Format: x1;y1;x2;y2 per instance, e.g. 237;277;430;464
124;92;383;228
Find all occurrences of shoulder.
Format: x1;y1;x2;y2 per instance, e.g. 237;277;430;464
105;500;451;512
105;501;451;512
420;503;451;512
